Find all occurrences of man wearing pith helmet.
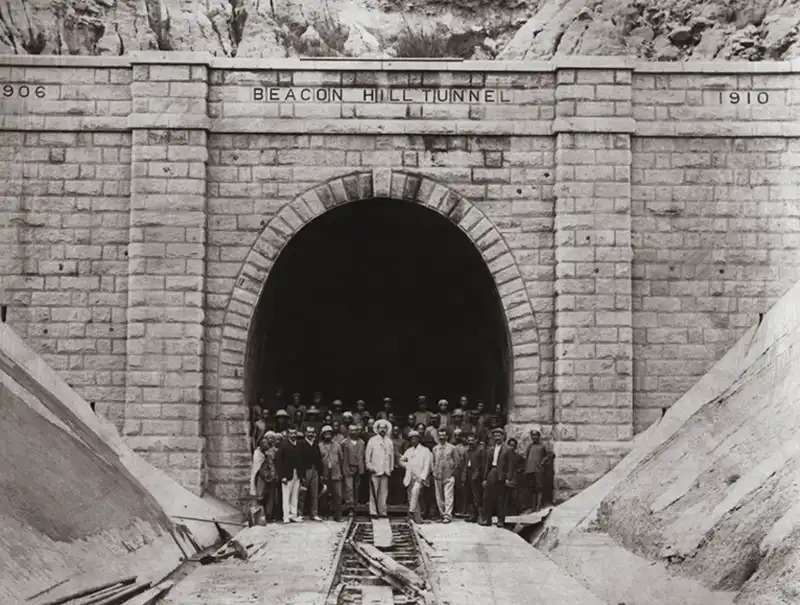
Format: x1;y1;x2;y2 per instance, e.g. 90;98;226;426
318;424;345;521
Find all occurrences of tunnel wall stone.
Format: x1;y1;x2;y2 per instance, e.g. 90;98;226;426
0;53;798;503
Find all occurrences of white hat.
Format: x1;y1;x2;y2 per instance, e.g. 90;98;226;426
530;425;542;435
321;425;333;434
408;430;420;439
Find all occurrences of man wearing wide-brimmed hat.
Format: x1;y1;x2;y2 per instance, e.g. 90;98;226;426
318;425;345;521
481;426;511;527
365;419;395;518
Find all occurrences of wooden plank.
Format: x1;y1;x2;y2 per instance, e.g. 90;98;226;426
361;585;394;605
32;577;137;605
371;518;393;549
120;581;174;605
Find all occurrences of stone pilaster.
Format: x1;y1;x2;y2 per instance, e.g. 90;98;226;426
124;53;211;496
552;64;635;498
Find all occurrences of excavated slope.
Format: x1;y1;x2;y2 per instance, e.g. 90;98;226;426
0;0;798;60
0;323;239;604
596;278;800;604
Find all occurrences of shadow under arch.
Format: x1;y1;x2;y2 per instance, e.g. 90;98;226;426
211;170;541;489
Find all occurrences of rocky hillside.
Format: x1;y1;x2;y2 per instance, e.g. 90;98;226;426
1;0;798;61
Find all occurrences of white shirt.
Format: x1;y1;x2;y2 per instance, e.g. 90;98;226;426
366;434;395;476
399;445;432;487
492;444;501;467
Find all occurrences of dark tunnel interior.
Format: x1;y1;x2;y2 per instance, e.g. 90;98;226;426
245;198;511;421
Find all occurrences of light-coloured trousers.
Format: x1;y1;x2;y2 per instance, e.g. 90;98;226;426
281;470;300;521
369;474;389;516
435;476;456;519
407;479;424;513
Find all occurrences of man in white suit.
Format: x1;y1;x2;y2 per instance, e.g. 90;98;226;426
365;419;394;518
400;430;432;524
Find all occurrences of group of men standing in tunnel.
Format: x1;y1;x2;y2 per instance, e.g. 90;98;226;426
249;391;555;526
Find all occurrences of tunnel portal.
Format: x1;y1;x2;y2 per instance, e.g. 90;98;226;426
244;198;512;421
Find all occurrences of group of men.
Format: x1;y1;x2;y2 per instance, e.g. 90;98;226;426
249;391;555;526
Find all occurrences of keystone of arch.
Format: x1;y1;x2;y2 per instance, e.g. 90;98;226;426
216;168;541;408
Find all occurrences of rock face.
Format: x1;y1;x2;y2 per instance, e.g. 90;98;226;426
1;0;797;59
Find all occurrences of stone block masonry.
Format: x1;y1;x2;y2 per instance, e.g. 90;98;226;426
0;53;798;503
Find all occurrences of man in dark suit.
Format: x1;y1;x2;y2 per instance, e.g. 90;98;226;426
463;432;485;523
481;427;510;527
275;427;304;523
297;425;324;521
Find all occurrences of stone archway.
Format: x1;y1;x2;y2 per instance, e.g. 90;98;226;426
211;169;541;490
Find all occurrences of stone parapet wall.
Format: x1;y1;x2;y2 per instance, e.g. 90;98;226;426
1;53;798;502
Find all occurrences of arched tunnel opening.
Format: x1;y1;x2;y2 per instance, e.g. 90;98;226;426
244;198;511;426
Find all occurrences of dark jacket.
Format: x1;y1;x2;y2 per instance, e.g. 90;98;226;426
482;443;512;482
275;439;304;480
298;437;323;473
462;445;485;482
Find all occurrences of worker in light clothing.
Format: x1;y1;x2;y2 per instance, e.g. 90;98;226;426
432;427;459;523
399;430;432;524
365;419;395;518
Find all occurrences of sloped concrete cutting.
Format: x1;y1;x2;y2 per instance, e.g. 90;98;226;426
417;523;606;605
0;324;240;605
532;279;800;605
160;522;347;605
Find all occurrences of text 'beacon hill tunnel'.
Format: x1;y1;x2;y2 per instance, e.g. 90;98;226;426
244;198;512;420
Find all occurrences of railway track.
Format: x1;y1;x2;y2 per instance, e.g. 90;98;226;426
326;515;429;605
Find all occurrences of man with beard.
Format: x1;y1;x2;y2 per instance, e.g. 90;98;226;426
365;419;395;518
276;428;304;523
318;425;345;521
481;427;511;527
297;425;324;522
341;424;365;516
399;430;432;524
